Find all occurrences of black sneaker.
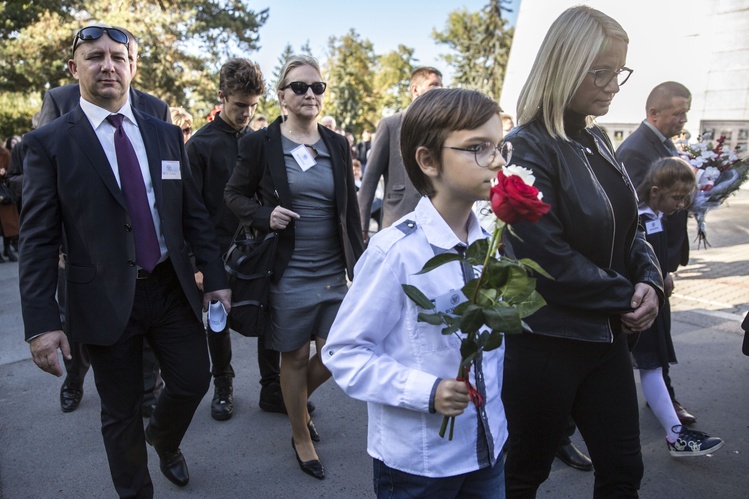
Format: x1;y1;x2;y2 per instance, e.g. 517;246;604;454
211;376;233;421
667;425;724;457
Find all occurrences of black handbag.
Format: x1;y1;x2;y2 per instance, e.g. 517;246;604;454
223;225;279;337
0;181;15;205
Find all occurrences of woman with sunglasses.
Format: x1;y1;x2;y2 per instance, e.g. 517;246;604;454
500;6;663;497
225;55;363;480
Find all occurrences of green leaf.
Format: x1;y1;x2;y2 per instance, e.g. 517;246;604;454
401;284;435;310
519;258;553;279
517;290;547;318
483;331;504;351
459;304;485;335
417;312;444;325
466;238;489;263
415;253;464;274
483;306;522;333
441;320;461;336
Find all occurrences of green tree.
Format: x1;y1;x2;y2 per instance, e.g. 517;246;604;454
432;0;514;101
374;45;417;118
0;1;268;123
323;29;378;135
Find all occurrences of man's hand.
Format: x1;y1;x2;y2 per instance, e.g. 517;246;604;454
29;330;70;377
194;271;204;292
664;273;674;298
434;379;470;417
203;288;232;313
621;283;660;332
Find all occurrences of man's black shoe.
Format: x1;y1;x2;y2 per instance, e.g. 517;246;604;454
211;376;234;421
556;442;593;471
60;383;83;413
145;425;190;486
259;383;315;414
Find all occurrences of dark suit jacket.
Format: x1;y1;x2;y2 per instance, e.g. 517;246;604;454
19;106;226;346
357;111;422;232
617;122;690;271
224;117;364;281
38;84;171;128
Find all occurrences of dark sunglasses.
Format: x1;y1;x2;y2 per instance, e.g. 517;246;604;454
72;27;129;54
281;81;327;95
181;127;192;135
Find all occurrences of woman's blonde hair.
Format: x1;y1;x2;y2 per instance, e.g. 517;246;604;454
170;107;192;129
516;6;628;140
276;55;322;117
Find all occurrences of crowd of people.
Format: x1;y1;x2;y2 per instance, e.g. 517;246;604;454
12;5;729;498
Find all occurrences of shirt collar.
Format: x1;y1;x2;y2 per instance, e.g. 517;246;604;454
638;204;662;218
415;197;487;251
642;120;668;143
79;95;136;129
214;112;247;135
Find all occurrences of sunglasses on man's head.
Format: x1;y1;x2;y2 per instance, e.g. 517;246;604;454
281;81;327;95
72;27;129;54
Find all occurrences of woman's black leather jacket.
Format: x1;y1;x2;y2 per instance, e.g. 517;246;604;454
503;120;664;343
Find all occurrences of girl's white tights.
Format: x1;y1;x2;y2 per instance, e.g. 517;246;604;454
639;367;681;441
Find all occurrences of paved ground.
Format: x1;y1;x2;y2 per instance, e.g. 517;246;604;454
1;190;747;498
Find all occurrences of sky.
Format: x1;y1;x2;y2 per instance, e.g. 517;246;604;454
249;0;521;86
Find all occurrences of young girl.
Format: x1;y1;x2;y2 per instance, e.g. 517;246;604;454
323;88;509;497
634;156;724;457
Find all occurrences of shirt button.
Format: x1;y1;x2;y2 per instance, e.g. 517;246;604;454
124;224;132;231
127;260;136;267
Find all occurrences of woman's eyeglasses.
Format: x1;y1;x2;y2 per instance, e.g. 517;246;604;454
72;27;129;54
443;141;513;168
281;81;327;95
587;67;633;89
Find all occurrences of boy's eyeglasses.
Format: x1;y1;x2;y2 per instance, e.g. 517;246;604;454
587;67;633;89
280;81;327;95
443;141;513;168
73;27;129;54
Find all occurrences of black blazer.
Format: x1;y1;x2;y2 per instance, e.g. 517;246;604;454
617;122;690;271
19;105;226;345
38;84;171;128
224;117;364;281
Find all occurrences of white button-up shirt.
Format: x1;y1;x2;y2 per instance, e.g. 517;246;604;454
323;197;507;478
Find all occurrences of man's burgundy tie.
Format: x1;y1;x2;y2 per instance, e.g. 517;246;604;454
106;114;160;271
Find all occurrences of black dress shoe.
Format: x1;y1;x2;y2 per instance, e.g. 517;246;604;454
211;376;234;421
307;419;320;442
673;400;697;425
145;426;189;486
291;438;324;480
60;383;83;413
556;442;593;471
259;384;315;414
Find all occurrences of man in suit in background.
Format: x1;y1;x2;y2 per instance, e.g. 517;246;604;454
617;81;696;425
357;67;442;244
19;26;230;496
38;26;170;417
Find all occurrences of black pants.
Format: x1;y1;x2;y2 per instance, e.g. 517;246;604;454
503;332;643;499
60;266;164;407
86;261;210;498
206;326;280;383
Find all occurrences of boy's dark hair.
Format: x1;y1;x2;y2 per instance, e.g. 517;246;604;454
401;88;500;197
219;58;266;97
636;156;696;204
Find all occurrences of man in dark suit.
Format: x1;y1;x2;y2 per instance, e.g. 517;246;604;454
357;67;442;244
38;26;171;417
19;26;230;497
617;81;696;425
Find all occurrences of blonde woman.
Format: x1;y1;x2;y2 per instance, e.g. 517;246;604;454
170;106;193;143
224;56;363;480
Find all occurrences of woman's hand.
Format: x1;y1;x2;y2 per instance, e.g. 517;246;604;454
434;379;470;417
269;206;300;231
621;282;660;332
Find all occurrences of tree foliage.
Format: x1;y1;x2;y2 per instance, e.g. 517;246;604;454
323;29;378;136
374;45;417;119
0;0;268;122
432;0;514;101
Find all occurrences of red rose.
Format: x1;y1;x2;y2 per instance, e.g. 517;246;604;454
490;170;550;224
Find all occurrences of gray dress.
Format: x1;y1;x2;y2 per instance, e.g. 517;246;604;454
267;136;348;351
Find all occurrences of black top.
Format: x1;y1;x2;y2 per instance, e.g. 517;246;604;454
186;113;246;252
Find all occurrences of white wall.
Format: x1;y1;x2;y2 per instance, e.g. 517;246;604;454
500;0;749;142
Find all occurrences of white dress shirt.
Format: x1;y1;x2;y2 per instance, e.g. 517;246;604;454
323;197;507;478
79;97;168;260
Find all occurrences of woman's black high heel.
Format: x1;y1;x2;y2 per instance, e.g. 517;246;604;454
291;437;325;480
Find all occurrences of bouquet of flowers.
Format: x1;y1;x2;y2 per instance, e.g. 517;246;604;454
679;136;749;247
402;166;551;439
